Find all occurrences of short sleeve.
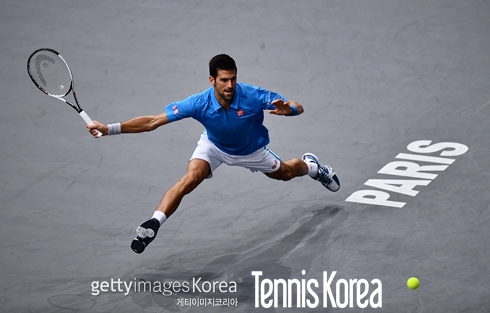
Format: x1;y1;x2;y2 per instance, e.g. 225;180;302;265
256;87;287;110
164;95;196;122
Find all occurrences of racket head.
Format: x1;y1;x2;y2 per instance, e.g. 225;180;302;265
27;48;73;98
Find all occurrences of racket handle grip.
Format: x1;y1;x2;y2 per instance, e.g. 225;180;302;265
79;110;103;138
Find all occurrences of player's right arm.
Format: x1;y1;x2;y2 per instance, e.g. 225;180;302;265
88;94;197;138
87;112;169;137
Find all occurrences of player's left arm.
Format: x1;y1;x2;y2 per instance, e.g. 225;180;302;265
269;99;304;116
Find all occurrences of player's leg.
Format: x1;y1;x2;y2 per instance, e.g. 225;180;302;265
264;158;308;181
255;147;340;191
131;132;224;254
157;158;211;217
131;159;211;254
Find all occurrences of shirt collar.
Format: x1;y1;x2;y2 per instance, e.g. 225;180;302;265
210;83;241;112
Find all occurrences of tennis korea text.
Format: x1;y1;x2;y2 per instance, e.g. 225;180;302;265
252;270;382;309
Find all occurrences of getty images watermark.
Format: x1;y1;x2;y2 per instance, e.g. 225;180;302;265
90;270;382;309
90;277;239;308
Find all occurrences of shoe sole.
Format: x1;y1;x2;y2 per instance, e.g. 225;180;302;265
131;218;160;254
328;173;340;192
131;238;146;254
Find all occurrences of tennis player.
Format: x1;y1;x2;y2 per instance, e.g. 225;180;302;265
88;54;340;253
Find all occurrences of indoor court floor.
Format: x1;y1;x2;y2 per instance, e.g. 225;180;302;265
1;1;489;312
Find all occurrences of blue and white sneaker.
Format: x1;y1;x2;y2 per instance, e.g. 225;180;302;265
302;153;340;192
131;218;160;254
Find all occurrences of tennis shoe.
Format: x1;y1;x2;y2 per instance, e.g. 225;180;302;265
302;153;340;192
131;218;160;254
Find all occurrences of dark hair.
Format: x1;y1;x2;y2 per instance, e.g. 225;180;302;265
209;54;237;78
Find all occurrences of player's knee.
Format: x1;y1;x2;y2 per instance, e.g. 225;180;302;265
180;170;205;192
186;170;203;184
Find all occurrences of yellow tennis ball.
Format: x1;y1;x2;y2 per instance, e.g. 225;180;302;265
407;277;419;290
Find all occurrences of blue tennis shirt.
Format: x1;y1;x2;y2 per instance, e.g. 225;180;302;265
165;83;286;156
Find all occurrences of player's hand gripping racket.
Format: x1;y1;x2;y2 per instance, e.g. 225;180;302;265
27;48;102;137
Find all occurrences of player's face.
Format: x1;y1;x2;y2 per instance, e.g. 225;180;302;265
210;69;237;106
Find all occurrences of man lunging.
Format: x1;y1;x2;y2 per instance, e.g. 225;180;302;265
88;54;340;253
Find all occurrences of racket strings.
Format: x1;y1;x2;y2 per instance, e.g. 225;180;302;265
28;51;72;97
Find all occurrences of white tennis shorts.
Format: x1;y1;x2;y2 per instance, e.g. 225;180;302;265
190;132;281;178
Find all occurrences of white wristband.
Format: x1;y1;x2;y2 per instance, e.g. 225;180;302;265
108;123;121;136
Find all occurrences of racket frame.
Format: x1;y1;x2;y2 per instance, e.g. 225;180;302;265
27;48;102;137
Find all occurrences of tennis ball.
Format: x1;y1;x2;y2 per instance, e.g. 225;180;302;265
407;277;419;290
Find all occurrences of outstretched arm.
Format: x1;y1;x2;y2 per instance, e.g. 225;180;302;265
87;112;169;138
268;99;304;116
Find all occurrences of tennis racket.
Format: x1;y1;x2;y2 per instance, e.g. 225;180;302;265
27;48;102;137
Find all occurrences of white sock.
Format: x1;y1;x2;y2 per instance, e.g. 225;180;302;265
305;161;319;178
152;211;167;225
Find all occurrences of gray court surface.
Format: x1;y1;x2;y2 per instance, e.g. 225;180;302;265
1;1;489;312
